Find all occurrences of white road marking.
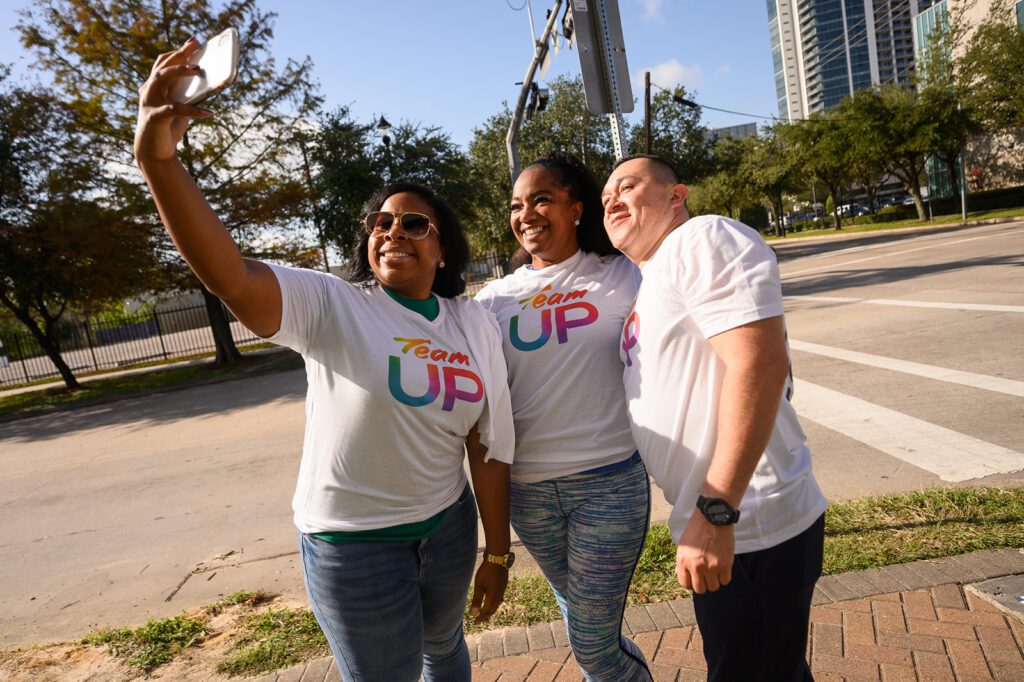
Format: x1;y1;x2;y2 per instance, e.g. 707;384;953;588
785;295;1024;313
791;379;1024;482
782;227;1023;278
789;339;1024;397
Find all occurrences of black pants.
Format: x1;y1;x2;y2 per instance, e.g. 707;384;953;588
693;514;825;682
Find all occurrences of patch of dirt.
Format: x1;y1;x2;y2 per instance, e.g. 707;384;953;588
0;593;304;681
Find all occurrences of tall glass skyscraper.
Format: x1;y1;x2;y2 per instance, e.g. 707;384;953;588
767;0;920;120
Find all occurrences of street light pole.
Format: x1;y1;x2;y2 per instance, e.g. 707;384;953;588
644;71;651;154
376;115;393;182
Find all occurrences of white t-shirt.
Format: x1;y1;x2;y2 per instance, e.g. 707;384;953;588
621;215;827;553
264;264;514;533
476;250;641;483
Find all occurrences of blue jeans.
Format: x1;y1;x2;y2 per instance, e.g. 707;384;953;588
299;484;477;682
511;453;653;681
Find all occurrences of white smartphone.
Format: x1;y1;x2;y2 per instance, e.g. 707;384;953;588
168;27;240;105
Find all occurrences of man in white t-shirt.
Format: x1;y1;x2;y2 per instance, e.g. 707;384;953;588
602;155;828;681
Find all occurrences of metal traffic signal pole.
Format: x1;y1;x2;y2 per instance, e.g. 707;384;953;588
506;0;564;183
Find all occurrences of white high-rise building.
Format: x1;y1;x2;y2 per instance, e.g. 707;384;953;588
767;0;921;120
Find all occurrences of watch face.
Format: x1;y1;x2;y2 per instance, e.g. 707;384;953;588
506;552;516;569
698;496;739;525
707;502;733;523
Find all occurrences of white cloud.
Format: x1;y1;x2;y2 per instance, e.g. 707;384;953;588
637;0;665;22
716;64;732;76
633;59;703;93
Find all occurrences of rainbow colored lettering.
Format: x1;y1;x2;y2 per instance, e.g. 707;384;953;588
388;337;483;411
509;285;599;351
621;306;639;367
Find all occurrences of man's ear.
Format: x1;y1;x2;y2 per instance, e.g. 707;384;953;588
669;183;689;209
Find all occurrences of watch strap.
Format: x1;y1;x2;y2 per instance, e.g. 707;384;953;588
483;551;515;569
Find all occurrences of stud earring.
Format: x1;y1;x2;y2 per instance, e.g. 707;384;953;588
574;219;580;227
439;259;446;269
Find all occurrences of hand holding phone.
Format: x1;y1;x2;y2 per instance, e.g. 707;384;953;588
168;28;240;105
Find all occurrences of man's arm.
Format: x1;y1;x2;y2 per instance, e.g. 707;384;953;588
675;315;790;593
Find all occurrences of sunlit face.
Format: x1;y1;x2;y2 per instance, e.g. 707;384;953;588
367;192;444;299
509;166;582;268
602;158;687;264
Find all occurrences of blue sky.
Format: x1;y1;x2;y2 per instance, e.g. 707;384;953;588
0;0;780;148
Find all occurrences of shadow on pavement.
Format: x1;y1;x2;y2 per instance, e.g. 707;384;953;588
772;223;1007;262
783;253;1024;296
0;366;307;443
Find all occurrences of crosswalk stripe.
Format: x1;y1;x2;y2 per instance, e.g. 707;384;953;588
786;295;1024;313
789;339;1024;397
791;379;1024;482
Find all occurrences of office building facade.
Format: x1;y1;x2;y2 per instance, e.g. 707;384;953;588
768;0;919;120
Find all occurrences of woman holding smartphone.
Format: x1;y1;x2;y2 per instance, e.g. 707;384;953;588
134;38;515;682
475;152;652;681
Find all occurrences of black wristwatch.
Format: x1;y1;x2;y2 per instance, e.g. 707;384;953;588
696;495;741;526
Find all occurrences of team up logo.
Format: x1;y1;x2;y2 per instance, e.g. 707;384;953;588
388;337;483;411
509;284;599;351
621;303;639;367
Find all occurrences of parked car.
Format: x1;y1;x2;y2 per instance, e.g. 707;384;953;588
839;203;872;217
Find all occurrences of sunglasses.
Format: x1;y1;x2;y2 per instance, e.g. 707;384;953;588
363;211;438;240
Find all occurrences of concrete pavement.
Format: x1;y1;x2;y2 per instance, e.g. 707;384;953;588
252;547;1024;682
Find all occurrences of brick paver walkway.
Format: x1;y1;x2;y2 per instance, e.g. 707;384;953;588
254;548;1024;682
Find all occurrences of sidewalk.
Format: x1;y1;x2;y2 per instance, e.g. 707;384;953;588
252;547;1024;682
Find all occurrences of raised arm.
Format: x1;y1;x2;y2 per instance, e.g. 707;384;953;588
134;37;281;338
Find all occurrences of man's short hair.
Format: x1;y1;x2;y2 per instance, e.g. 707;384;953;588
612;154;681;184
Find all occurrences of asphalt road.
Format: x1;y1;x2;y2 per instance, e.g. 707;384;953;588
1;220;1021;649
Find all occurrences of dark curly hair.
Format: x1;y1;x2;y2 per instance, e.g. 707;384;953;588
348;181;469;298
521;151;619;257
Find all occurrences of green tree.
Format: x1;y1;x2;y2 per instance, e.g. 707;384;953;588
308;108;479;260
466;76;620;253
385;122;478;243
0;82;161;389
838;94;891;211
742;125;804;236
688;135;756;219
845;86;936;221
958;0;1024;133
628;85;714;185
787;114;852;230
17;0;321;365
920;84;978;200
307;106;378;260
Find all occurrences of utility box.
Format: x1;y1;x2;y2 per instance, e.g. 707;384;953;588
570;0;633;114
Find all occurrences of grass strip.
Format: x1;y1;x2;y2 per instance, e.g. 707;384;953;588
766;206;1024;240
0;350;302;420
216;607;329;677
81;614;207;674
822;486;1024;573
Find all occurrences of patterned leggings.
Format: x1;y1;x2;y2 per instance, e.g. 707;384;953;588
510;453;653;682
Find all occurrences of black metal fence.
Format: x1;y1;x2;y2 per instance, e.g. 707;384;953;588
0;254;515;389
0;303;262;389
464;252;512;295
